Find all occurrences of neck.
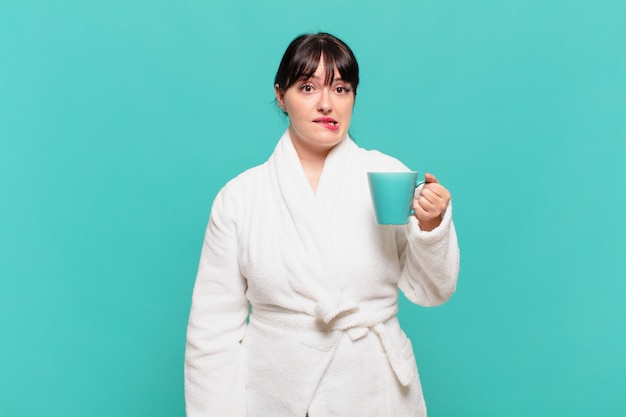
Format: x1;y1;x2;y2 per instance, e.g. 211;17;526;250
299;157;325;192
290;141;331;193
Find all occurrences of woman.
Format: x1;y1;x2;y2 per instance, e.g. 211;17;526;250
185;32;459;416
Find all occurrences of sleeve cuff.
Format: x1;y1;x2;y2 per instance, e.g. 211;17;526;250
406;201;453;245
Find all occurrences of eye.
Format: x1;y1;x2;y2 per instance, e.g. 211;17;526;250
299;83;315;93
335;86;352;94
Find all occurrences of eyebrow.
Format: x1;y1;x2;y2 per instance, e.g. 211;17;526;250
302;75;346;83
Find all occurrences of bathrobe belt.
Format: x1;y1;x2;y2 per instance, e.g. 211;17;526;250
251;301;416;387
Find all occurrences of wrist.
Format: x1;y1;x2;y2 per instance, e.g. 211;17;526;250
416;215;442;232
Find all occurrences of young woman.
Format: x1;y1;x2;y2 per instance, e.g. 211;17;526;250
184;32;460;417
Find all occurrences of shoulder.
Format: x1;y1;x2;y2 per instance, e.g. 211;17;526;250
353;143;410;172
202;163;267;235
215;162;268;205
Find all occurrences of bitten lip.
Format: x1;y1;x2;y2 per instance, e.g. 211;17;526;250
313;117;337;124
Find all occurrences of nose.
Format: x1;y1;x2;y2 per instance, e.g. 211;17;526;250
316;88;332;113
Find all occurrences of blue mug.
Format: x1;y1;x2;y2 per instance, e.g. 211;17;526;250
367;171;424;225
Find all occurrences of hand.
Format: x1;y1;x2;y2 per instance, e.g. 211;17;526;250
412;173;451;231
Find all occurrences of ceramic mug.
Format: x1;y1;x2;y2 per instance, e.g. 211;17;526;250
367;171;425;225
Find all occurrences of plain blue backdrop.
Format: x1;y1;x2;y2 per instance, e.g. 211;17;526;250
1;1;625;416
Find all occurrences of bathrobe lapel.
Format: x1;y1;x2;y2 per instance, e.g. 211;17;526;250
268;131;359;322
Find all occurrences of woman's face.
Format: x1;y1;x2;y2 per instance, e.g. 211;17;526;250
275;57;355;157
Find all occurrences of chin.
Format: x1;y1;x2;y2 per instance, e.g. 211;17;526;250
322;136;346;147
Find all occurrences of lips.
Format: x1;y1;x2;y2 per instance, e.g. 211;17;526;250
314;117;339;131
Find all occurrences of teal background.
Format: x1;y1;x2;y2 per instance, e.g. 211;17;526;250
1;0;625;416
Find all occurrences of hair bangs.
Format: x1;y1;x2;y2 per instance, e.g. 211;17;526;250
275;33;359;93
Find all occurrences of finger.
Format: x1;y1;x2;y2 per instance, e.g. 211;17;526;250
424;172;439;184
417;187;449;214
413;197;439;221
415;191;437;212
421;182;449;202
416;199;433;215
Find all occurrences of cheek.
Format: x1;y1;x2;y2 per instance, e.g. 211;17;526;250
286;107;306;124
340;103;354;121
341;97;355;114
284;98;307;119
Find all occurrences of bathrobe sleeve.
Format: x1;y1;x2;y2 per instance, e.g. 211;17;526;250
397;199;460;307
184;186;249;417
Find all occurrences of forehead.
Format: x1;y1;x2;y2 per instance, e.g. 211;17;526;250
310;65;341;79
306;56;342;83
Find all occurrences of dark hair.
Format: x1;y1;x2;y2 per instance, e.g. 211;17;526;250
274;32;359;95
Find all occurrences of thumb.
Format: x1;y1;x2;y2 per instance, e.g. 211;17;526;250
424;172;439;184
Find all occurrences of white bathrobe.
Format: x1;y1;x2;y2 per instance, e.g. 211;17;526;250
185;130;460;417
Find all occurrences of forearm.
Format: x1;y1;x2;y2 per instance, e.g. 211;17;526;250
398;203;460;306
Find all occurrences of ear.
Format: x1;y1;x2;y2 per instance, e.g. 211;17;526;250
274;84;285;110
